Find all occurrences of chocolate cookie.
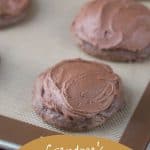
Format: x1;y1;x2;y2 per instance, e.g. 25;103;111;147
0;0;30;27
32;59;124;131
71;0;150;62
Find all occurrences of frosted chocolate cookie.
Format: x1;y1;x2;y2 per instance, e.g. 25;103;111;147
71;0;150;62
0;0;30;27
32;59;124;131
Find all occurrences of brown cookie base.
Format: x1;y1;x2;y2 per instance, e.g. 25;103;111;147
79;40;150;62
33;70;124;132
33;97;123;132
33;99;105;132
0;12;27;28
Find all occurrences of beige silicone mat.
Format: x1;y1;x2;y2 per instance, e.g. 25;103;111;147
0;0;150;142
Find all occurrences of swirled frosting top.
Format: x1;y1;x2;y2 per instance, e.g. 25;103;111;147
72;0;150;51
0;0;29;16
50;59;120;113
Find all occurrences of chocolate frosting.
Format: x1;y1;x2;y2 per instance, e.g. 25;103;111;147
40;59;121;116
72;0;150;51
0;0;29;16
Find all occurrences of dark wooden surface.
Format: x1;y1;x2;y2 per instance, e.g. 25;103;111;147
0;115;60;145
120;82;150;150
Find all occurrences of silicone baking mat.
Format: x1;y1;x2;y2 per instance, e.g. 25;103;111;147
0;0;149;142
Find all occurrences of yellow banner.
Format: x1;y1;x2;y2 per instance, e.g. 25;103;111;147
20;135;131;150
